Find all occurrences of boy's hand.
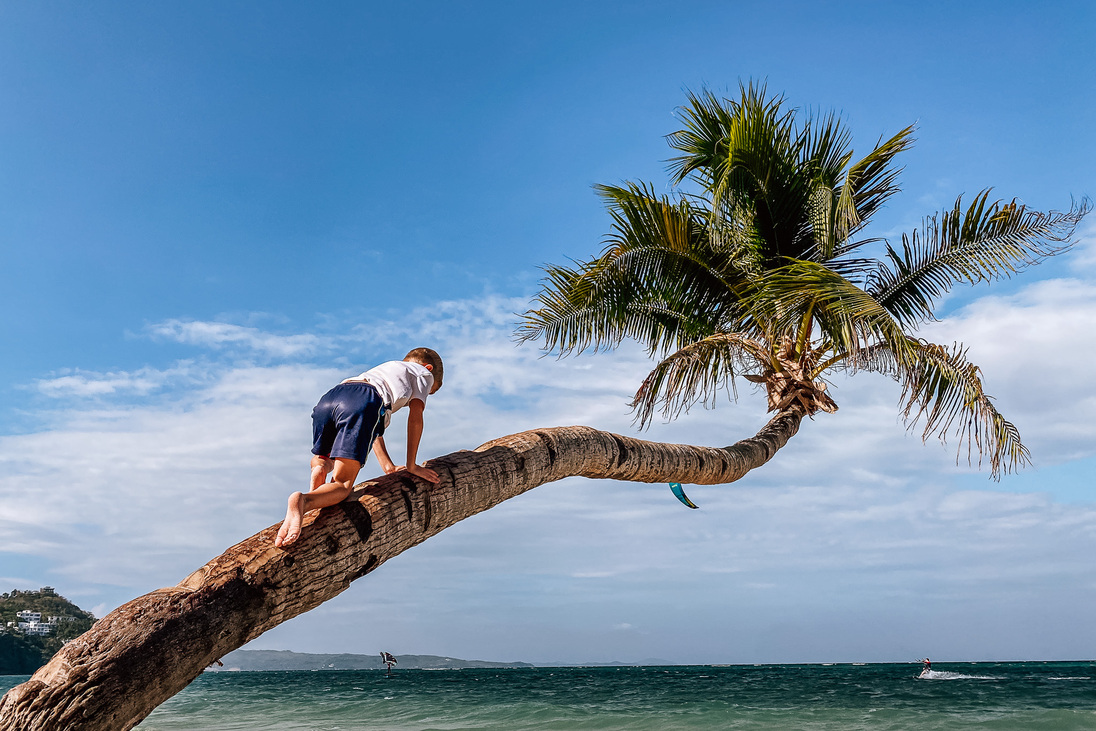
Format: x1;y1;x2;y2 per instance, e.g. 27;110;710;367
402;463;440;483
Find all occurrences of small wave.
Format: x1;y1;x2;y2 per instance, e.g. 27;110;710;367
919;670;1001;680
1048;676;1090;681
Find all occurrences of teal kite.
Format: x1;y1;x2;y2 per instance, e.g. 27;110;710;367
669;482;699;509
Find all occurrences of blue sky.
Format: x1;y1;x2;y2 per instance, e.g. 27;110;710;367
1;1;1095;665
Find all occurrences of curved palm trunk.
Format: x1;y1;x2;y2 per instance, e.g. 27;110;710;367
0;410;802;731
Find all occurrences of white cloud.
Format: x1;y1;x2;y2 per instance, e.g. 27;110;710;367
0;363;343;588
2;278;1096;663
147;319;326;358
920;276;1096;463
1068;220;1096;271
35;363;206;398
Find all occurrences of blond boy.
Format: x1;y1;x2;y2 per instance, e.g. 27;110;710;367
275;348;443;548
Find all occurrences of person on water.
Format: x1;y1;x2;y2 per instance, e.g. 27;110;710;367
275;348;444;548
922;658;931;673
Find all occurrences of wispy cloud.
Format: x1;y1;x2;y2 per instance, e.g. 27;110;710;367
34;363;206;398
1069;220;1096;271
147;319;327;358
920;276;1096;463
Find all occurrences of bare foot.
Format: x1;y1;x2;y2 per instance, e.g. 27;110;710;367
275;491;306;548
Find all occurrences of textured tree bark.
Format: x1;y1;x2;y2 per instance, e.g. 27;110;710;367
0;410;802;731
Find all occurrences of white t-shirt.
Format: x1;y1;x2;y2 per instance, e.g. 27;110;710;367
343;361;433;416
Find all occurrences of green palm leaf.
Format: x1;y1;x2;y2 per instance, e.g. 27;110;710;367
858;338;1029;479
869;192;1089;326
754;260;914;367
516;261;717;356
518;183;762;356
669;83;816;262
631;333;772;427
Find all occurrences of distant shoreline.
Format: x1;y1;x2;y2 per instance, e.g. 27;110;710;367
206;651;1095;672
4;656;1093;678
208;650;535;672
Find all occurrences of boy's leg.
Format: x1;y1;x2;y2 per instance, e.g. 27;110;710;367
276;458;362;548
310;455;334;491
305;458;362;507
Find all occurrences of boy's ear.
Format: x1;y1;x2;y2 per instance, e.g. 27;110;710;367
424;364;433;371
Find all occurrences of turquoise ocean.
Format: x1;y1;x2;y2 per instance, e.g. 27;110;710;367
3;662;1095;729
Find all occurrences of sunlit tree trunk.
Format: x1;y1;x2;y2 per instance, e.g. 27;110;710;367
0;410;802;731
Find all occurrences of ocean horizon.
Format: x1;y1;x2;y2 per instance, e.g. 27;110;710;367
6;660;1093;730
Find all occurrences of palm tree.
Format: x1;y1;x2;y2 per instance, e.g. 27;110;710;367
1;86;1088;730
519;82;1088;478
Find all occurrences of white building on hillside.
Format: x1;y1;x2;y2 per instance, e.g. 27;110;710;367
11;611;56;636
19;621;52;636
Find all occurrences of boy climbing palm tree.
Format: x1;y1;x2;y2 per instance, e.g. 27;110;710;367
275;348;444;548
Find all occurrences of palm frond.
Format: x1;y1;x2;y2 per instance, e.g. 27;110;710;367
800;109;855;186
855;338;1029;479
516;261;719;356
754;260;913;367
870;193;1090;327
631;333;771;427
798;111;854;261
666;87;740;189
821;255;883;281
594;182;752;280
669;83;822;262
668;84;915;266
667;82;789;188
829;125;916;251
517;184;756;355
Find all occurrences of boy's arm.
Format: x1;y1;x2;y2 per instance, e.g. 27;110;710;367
371;436;398;475
403;398;439;483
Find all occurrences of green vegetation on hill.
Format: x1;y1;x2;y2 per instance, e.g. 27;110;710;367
0;588;96;675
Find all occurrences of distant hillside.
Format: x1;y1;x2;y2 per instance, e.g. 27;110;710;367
0;587;96;675
212;650;534;671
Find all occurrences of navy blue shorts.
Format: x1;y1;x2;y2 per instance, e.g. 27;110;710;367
311;382;387;464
